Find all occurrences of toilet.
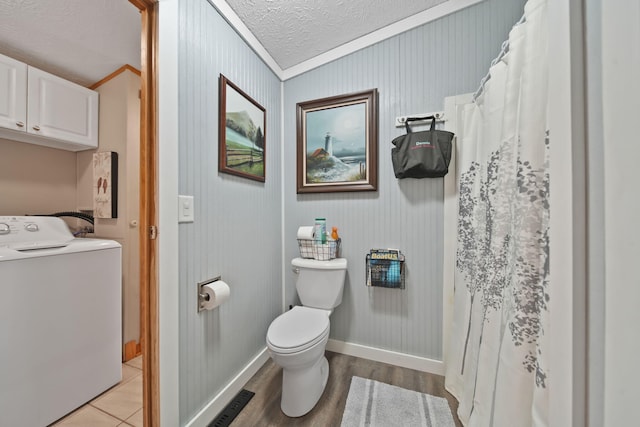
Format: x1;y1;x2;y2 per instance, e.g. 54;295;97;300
266;257;347;417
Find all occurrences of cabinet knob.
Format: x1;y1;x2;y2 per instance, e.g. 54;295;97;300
16;121;24;128
32;125;41;131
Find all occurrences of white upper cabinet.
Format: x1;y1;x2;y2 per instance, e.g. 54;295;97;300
0;53;99;151
0;54;27;131
27;67;99;149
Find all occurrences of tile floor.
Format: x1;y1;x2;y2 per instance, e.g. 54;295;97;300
51;356;143;427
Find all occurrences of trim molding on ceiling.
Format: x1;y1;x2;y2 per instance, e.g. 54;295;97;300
209;0;486;81
207;0;283;76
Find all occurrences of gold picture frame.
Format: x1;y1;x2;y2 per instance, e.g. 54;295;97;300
296;89;378;193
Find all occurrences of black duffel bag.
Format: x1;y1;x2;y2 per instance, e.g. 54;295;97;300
391;116;454;178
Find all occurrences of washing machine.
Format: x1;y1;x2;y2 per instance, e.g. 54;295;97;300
0;216;122;427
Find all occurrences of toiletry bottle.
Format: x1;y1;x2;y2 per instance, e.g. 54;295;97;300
331;227;339;240
315;218;327;244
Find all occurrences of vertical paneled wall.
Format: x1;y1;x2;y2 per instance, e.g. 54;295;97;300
283;0;525;361
178;0;282;423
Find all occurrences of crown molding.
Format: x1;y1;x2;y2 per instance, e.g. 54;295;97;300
209;0;486;82
282;0;485;80
207;0;285;79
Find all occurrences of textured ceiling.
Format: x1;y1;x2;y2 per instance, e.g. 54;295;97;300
224;0;448;69
0;0;449;87
0;0;141;87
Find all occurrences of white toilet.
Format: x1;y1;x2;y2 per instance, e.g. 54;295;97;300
266;257;347;417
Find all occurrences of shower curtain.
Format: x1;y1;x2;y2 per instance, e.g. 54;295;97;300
444;0;549;426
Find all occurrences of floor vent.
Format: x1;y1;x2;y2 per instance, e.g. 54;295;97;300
208;389;255;427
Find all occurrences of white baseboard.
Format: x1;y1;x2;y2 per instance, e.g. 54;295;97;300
326;339;445;376
184;347;270;427
185;340;443;426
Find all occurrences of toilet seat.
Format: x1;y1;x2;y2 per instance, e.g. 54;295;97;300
267;306;330;354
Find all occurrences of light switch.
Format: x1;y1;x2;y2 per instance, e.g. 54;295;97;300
178;195;194;223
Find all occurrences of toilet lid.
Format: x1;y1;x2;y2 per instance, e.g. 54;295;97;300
267;306;329;352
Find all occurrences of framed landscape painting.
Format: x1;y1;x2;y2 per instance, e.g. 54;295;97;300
219;74;266;182
296;89;378;193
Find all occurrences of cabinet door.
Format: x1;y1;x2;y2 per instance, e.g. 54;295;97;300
0;54;27;131
27;67;98;148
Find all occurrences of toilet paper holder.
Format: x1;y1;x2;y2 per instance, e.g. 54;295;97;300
198;276;221;312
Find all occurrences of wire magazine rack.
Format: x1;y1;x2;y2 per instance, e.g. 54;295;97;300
366;249;405;289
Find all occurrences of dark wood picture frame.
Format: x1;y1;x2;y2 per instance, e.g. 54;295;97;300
219;74;266;182
296;89;378;193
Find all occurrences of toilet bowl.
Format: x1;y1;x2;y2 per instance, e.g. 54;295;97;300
267;306;330;417
267;257;347;417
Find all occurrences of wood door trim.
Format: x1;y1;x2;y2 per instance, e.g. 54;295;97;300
89;64;141;90
129;0;159;426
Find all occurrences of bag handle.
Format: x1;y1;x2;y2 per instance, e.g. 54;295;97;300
404;116;447;165
404;116;436;133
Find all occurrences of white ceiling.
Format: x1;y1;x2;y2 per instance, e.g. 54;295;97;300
224;0;447;70
0;0;451;87
0;0;141;87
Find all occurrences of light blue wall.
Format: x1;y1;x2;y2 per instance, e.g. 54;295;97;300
177;0;282;423
176;0;524;423
585;0;604;424
283;0;525;360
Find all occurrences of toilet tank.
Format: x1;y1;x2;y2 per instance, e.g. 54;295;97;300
292;257;347;310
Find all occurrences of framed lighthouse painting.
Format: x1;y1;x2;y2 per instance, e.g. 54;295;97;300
296;89;378;193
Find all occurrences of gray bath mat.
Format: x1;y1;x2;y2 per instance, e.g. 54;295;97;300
340;376;455;427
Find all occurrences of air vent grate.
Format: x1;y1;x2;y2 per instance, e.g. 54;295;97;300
208;389;255;427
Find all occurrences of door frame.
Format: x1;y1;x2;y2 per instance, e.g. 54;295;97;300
129;1;159;426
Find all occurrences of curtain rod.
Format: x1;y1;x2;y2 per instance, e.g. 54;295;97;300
473;12;527;101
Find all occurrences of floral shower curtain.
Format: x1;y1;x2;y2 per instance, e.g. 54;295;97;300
444;0;549;426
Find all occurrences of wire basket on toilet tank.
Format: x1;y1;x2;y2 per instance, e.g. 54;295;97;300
297;238;341;260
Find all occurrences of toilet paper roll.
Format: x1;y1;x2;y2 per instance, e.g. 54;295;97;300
201;280;231;310
297;226;315;240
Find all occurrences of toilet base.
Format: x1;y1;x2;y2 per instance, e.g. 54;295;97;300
280;355;329;417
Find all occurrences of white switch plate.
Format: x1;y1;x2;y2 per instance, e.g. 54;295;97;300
178;195;194;223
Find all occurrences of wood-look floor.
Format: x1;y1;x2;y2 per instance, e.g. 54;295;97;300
231;351;463;426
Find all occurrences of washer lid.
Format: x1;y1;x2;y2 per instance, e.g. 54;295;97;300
267;306;329;350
